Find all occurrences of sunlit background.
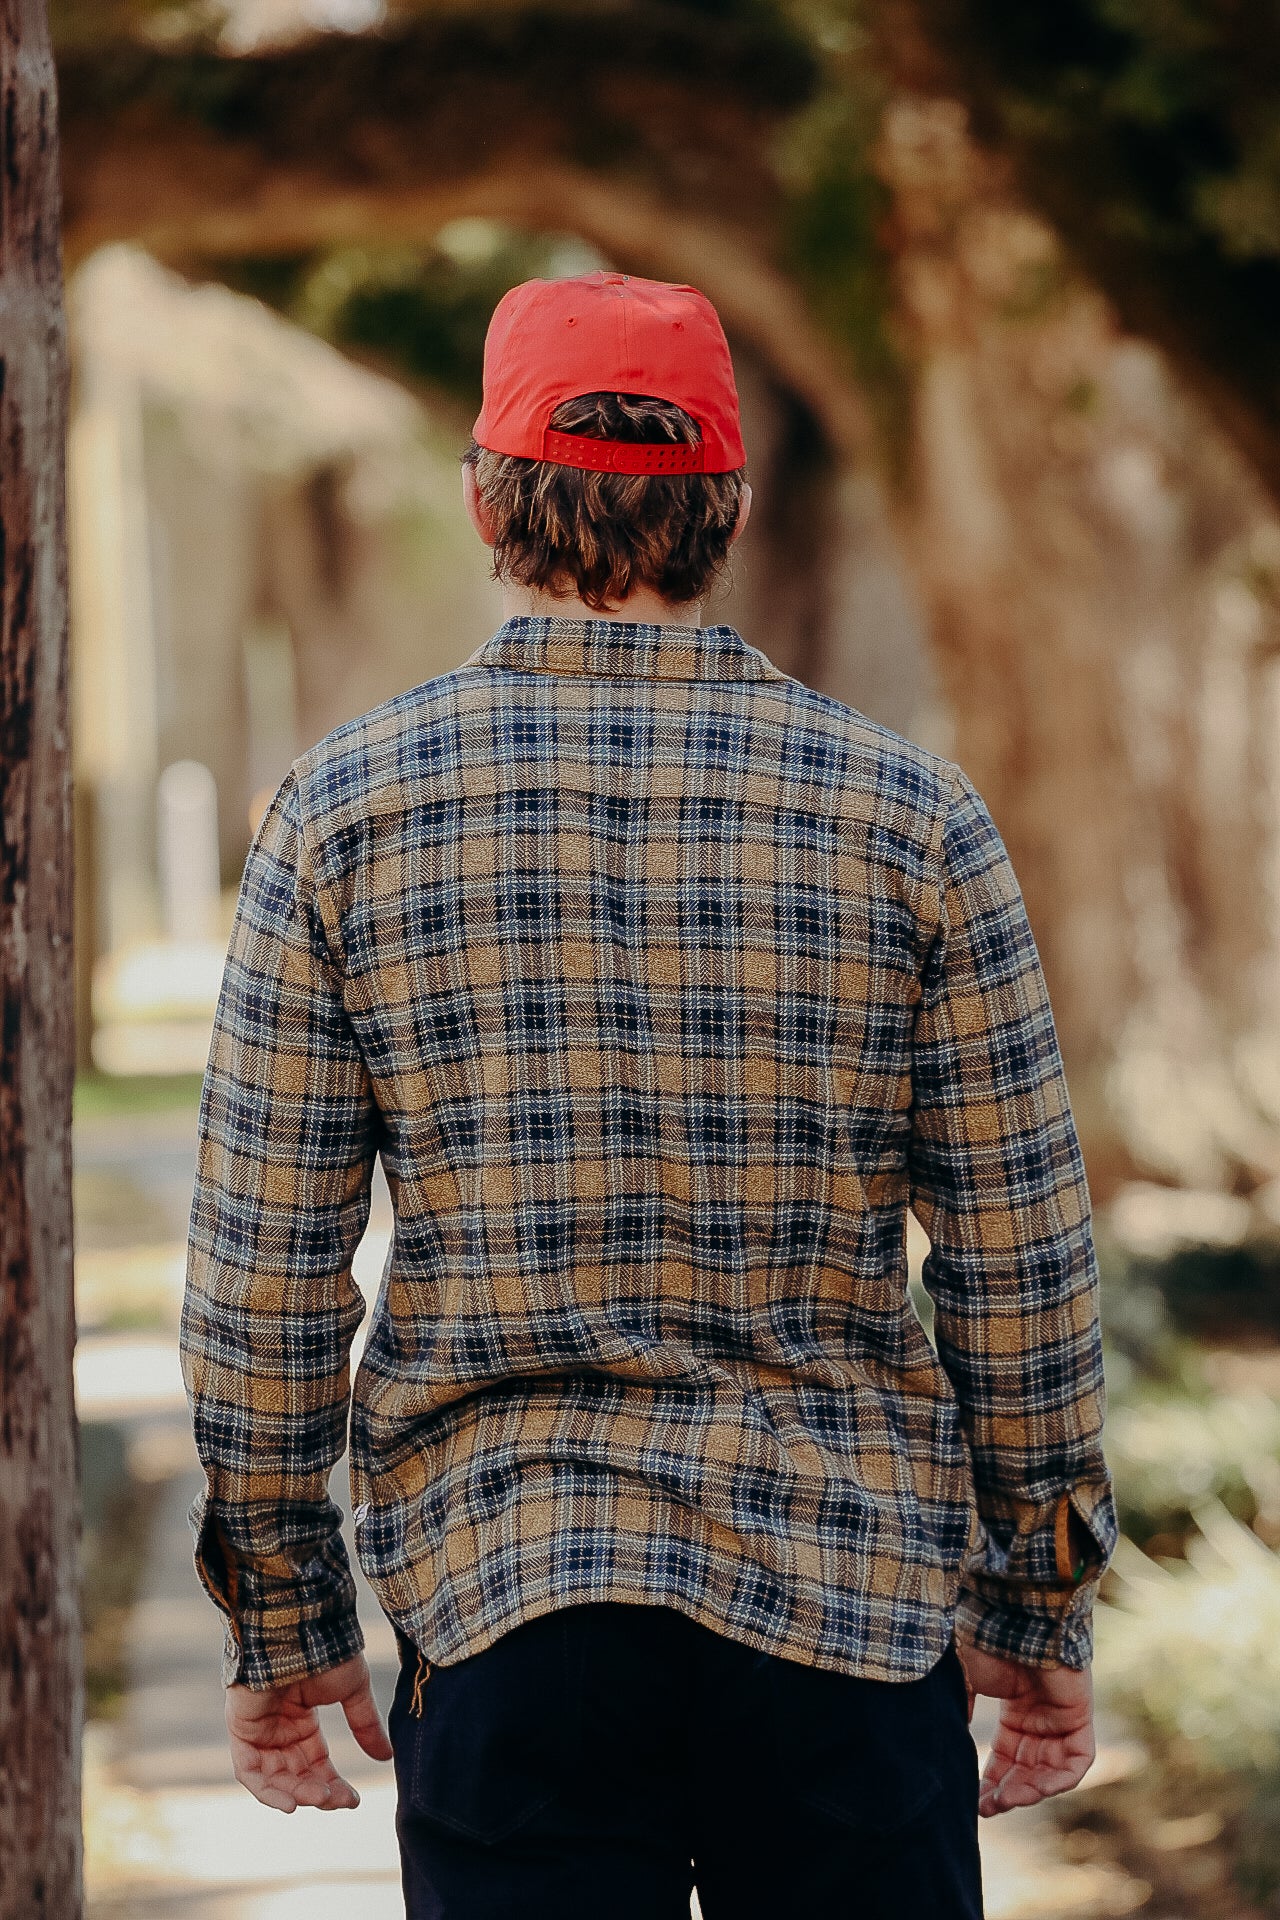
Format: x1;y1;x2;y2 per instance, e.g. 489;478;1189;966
64;2;1280;1916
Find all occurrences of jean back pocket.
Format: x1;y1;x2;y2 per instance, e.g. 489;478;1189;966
392;1611;573;1847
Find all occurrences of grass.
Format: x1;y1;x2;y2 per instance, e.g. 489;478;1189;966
74;1072;204;1121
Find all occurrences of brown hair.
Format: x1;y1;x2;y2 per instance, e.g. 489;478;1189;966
464;391;745;613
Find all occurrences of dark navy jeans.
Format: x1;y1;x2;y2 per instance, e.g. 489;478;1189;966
390;1601;983;1919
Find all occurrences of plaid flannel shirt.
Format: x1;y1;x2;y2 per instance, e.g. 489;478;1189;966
181;614;1116;1691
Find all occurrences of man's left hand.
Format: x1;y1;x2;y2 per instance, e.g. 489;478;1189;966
958;1644;1095;1818
226;1652;394;1813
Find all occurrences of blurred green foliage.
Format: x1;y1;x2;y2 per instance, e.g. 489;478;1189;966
1095;1228;1280;1899
50;0;216;49
185;0;903;435
775;18;908;460
74;1071;204;1119
225;228;603;412
1098;1511;1280;1905
1108;1387;1280;1550
893;0;1280;491
922;0;1280;268
1141;1240;1280;1344
1095;1231;1280;1553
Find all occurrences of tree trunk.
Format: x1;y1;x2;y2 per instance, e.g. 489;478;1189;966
876;95;1280;1205
0;4;82;1915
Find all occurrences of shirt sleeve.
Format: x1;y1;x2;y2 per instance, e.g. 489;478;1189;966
909;764;1118;1669
180;768;377;1690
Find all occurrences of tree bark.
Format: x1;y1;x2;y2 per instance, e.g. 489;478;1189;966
871;0;1280;517
0;4;82;1915
875;95;1280;1204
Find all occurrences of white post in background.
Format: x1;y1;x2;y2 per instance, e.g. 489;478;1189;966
157;759;221;945
68;351;160;955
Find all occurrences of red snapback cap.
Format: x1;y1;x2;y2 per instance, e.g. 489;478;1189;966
472;271;746;476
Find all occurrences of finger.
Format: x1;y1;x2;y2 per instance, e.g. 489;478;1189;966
978;1762;1010;1819
980;1754;1048;1816
1025;1753;1095;1797
982;1753;1091;1813
229;1729;325;1801
232;1759;298;1813
292;1771;359;1810
273;1739;362;1808
266;1741;362;1811
983;1773;1044;1814
991;1723;1094;1777
342;1679;395;1763
291;1760;361;1809
250;1785;300;1814
260;1735;358;1804
998;1703;1091;1739
286;1774;338;1808
229;1731;284;1784
320;1774;362;1810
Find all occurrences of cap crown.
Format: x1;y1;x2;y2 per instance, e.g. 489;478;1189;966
472;271;746;474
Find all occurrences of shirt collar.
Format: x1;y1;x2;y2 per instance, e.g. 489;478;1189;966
462;615;788;684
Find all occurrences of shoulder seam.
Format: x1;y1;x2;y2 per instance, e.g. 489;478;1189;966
287;758;350;979
921;758;962;960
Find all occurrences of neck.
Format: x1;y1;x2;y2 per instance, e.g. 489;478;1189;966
500;582;705;628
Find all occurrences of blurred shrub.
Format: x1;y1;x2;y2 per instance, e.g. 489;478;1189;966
1101;1186;1280;1345
81;1422;161;1719
1092;1223;1280;1553
1141;1241;1280;1344
74;1070;204;1119
1098;1509;1280;1906
1096;1237;1183;1384
1107;1388;1280;1551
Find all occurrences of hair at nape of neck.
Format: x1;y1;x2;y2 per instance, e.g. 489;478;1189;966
463;392;747;615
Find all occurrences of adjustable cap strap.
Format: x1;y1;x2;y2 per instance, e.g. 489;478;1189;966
541;429;707;474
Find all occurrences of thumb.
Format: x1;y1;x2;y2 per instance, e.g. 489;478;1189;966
342;1675;394;1762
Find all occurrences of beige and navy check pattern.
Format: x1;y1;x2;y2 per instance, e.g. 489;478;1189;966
181;615;1116;1691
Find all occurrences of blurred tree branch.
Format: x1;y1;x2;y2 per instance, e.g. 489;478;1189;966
867;0;1280;509
54;10;876;458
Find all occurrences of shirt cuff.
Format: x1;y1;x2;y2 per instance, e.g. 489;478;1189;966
954;1485;1116;1669
189;1488;366;1690
954;1580;1098;1670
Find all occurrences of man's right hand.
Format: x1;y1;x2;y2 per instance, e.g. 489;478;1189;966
957;1645;1096;1817
225;1652;393;1814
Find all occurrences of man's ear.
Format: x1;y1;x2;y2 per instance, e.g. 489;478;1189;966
729;481;752;547
462;461;497;548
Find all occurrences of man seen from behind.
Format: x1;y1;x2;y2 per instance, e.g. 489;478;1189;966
182;270;1117;1920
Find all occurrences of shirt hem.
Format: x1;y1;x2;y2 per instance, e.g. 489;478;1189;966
374;1575;960;1687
